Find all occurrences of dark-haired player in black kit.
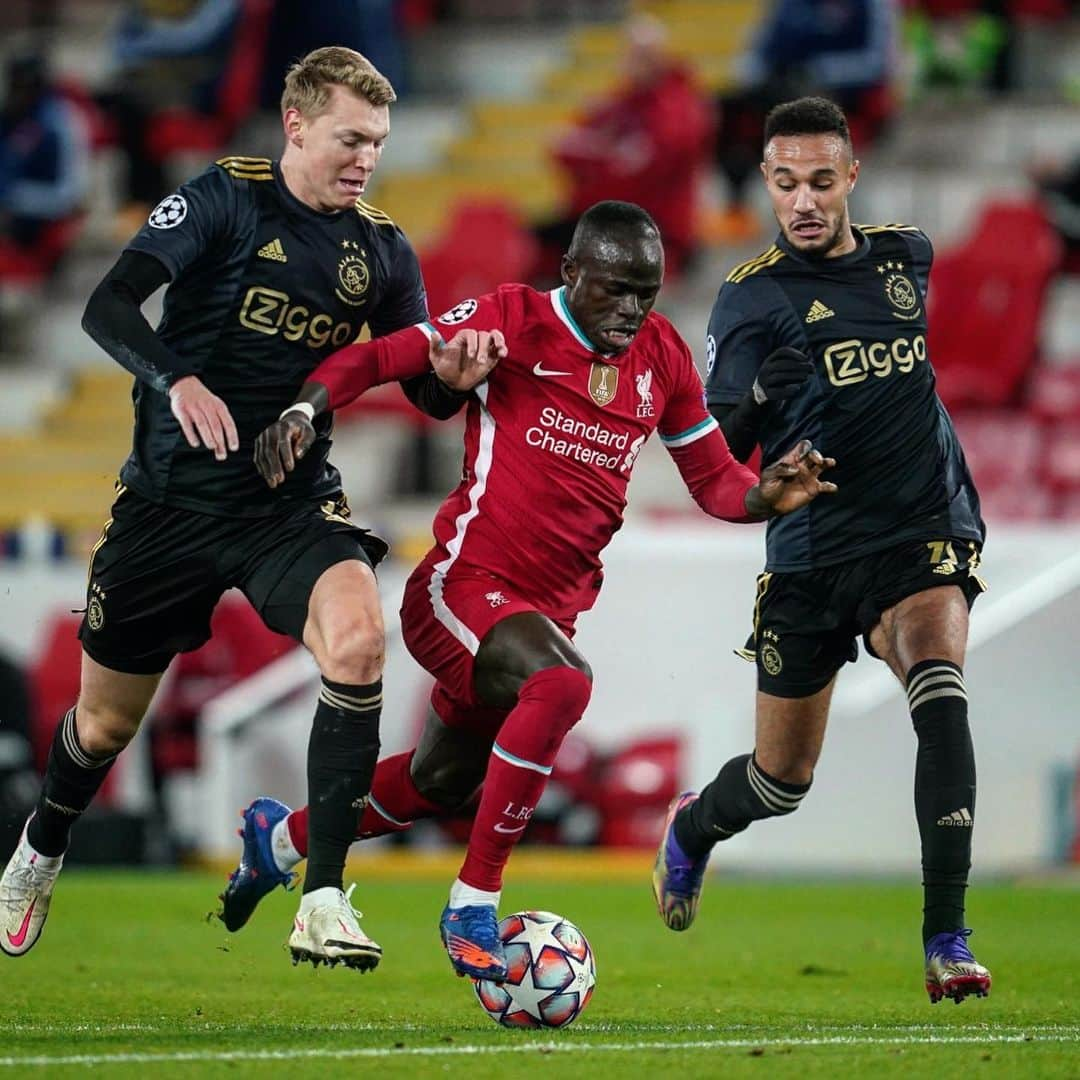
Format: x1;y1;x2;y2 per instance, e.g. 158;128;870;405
0;46;501;970
651;97;993;1005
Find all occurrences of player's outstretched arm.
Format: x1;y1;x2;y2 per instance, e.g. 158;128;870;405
253;327;506;488
746;439;837;517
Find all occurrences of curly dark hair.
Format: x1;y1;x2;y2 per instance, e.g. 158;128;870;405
764;97;852;152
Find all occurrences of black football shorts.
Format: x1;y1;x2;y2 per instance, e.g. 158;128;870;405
740;537;987;698
78;485;388;674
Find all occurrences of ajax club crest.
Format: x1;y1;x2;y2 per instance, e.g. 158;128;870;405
878;261;921;321
336;248;370;307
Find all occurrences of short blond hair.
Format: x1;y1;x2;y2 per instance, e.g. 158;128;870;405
281;46;396;117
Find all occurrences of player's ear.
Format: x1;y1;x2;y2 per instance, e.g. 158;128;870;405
560;253;577;288
283;106;304;147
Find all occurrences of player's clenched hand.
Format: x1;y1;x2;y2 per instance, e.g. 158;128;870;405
752;347;815;405
253;410;317;489
168;375;239;462
429;328;507;392
748;438;837;516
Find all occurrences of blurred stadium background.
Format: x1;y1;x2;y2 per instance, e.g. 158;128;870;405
0;0;1078;887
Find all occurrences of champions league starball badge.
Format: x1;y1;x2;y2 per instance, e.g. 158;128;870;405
149;194;188;229
438;299;478;325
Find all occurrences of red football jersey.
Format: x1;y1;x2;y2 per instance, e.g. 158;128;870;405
310;283;758;622
418;285;755;621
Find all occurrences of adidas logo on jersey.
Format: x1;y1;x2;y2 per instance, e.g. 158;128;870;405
937;807;973;827
257;238;287;263
805;299;835;323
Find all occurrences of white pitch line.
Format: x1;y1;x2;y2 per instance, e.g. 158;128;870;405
2;1033;1079;1068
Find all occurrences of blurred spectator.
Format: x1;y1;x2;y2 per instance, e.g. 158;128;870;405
0;50;90;358
533;14;714;283
96;0;241;227
706;0;896;243
260;0;409;108
1031;153;1080;270
903;1;1012;99
0;51;89;256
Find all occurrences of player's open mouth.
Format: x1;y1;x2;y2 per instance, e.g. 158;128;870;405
791;220;825;238
339;178;366;195
601;327;637;348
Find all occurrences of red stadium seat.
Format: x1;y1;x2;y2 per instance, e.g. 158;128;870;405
420;199;539;318
929;200;1062;409
0;214;86;287
950;410;1045;494
27;613;84;776
846;83;896;149
1055;489;1080;522
26;612;125;807
593;736;681;848
56;77;117;151
1042;420;1080;495
144;0;273;163
149;593;293;775
975;481;1055;522
338;201;537;432
1024;362;1080;423
1008;0;1070;19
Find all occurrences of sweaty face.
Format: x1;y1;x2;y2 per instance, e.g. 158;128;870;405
762;134;859;258
562;234;664;355
282;85;389;213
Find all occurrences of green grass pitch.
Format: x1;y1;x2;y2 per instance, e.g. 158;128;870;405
2;865;1077;1078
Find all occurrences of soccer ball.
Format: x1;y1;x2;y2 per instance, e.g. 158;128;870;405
473;910;596;1029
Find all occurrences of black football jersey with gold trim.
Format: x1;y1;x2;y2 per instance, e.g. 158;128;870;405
122;157;427;517
706;225;984;572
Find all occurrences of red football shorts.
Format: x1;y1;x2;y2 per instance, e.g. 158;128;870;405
400;550;575;720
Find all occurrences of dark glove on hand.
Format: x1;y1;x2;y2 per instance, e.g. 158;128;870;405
752;347;814;405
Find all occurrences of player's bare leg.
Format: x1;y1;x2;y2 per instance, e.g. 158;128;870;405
286;559;384;971
654;682;833;931
2;656;160;956
869;585;990;1003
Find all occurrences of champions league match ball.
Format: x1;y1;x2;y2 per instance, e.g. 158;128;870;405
473;911;596;1029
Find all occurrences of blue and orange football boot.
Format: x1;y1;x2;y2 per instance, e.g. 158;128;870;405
439;904;508;981
652;791;710;932
217;797;297;932
925;928;992;1004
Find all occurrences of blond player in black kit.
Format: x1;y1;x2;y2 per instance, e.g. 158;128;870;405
0;47;499;970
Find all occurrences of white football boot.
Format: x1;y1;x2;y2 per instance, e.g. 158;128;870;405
287;884;381;971
1;818;64;957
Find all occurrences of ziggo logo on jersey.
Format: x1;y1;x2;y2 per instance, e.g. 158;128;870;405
823;334;927;387
238;286;356;349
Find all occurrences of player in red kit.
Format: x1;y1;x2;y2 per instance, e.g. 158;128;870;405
221;201;836;980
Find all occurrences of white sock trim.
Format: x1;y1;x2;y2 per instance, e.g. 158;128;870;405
270;817;302;873
448;878;501;910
